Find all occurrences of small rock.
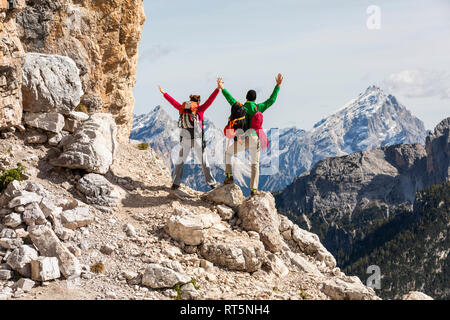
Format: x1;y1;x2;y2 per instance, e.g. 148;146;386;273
6;245;39;278
123;224;137;237
0;238;24;250
48;133;63;146
123;270;138;280
26;132;48;144
24;112;65;134
31;257;61;281
23;202;47;226
14;278;35;293
181;282;199;300
2;213;23;228
100;244;115;255
60;207;93;230
202;184;244;209
0;228;16;238
216;205;235;220
200;259;214;272
39;198;63;219
8;191;42;209
141;263;191;289
0;270;14;280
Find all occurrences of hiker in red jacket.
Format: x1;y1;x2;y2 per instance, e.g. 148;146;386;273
158;82;221;191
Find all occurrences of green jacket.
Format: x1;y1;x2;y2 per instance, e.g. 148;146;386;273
222;86;280;135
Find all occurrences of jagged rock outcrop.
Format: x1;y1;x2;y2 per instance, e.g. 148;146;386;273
238;192;283;253
16;0;146;141
21;53;83;114
0;0;26;130
426;117;450;185
51;113;118;174
276;143;429;218
402;291;434;300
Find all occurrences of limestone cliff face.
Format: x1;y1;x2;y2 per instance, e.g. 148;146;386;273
0;0;25;130
16;0;146;141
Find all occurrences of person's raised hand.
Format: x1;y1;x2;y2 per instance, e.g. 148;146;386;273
217;77;225;90
158;85;165;95
276;73;284;86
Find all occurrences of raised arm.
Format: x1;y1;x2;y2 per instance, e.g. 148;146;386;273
218;78;237;107
199;88;220;113
257;73;283;113
158;85;182;110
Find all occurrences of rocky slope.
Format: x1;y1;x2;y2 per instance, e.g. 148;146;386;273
14;0;146;141
0;128;383;300
131;86;426;193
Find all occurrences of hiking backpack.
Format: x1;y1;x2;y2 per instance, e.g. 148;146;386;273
250;103;269;150
178;101;199;129
224;102;248;140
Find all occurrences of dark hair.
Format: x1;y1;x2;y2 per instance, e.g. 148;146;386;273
246;90;257;102
190;95;201;103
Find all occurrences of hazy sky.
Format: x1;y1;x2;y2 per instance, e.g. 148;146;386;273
134;0;450;131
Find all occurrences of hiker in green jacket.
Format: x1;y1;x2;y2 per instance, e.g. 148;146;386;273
218;74;283;196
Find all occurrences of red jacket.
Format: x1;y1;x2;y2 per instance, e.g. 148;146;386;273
163;88;220;130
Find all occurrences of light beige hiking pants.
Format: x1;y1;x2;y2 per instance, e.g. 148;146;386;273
225;134;261;190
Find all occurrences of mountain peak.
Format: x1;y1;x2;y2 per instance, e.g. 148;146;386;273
363;85;383;95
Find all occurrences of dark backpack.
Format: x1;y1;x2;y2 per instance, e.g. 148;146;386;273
224;102;248;139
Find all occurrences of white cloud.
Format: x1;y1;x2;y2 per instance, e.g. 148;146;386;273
384;69;450;99
139;45;175;63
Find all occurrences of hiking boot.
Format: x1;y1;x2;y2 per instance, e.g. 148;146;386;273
209;182;220;190
224;175;234;185
171;184;180;190
250;189;263;197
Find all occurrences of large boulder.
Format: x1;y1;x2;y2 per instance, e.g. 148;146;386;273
199;229;266;273
166;210;218;246
320;277;379;300
291;225;336;269
141;263;191;289
21;53;83;115
6;245;39;278
402;291;434;300
28;225;81;279
24;112;65;133
201;184;244;209
238;192;283;253
76;173;120;211
50;113;117;174
30;257;61;282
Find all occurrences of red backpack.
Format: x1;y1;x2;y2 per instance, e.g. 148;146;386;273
250;104;269;150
